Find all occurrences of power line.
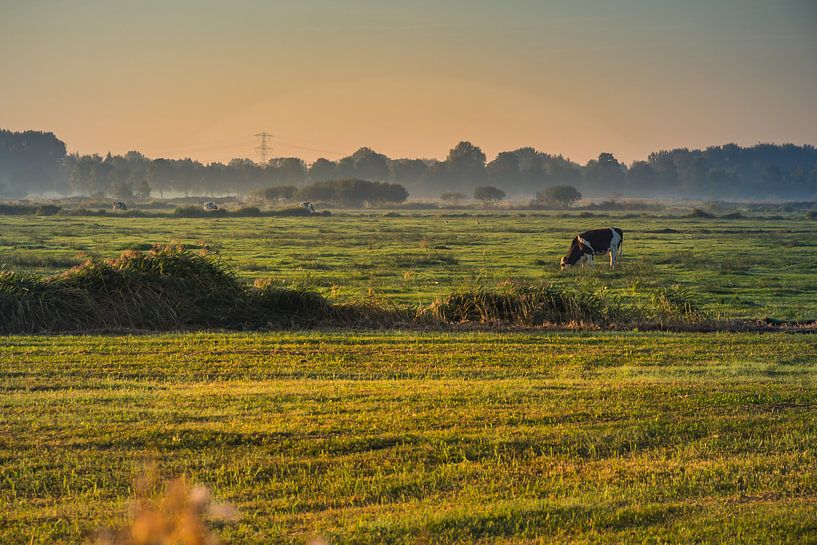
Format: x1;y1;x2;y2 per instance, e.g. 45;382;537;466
254;131;274;164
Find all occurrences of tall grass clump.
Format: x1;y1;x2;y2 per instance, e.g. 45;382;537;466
0;245;330;332
251;278;330;325
648;285;708;325
426;281;624;326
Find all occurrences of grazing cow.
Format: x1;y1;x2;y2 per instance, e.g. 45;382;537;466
203;201;218;211
560;227;623;269
112;201;127;211
301;201;315;214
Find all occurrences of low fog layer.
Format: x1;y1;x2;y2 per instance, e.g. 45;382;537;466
1;129;816;201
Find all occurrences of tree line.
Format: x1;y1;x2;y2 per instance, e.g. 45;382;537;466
2;128;817;200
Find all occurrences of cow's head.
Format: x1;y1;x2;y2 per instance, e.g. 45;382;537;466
560;238;588;270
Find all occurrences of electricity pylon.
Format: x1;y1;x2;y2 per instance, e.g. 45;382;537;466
254;132;274;164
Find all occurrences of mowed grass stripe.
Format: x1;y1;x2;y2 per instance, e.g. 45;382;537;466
1;331;817;544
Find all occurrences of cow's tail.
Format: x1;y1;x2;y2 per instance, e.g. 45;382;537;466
616;228;623;260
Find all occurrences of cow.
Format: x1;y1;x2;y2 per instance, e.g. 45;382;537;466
301;201;315;214
560;227;623;269
112;201;127;211
203;201;218;211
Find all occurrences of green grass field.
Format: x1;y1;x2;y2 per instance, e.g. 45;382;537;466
2;211;816;543
2;211;817;320
2;331;817;544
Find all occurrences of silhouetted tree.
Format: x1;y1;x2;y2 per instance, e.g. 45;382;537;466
474;185;505;206
535;185;582;208
136;179;151;200
297;179;408;207
308;158;336;182
445;141;487;190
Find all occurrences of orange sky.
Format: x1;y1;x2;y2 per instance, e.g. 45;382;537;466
1;1;815;165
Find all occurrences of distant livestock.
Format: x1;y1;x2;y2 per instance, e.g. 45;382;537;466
560;227;623;269
301;202;316;214
203;202;218;211
112;201;127;211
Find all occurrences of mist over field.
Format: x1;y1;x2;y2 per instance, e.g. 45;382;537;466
2;129;817;201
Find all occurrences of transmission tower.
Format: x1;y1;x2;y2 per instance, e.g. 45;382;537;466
254;132;274;164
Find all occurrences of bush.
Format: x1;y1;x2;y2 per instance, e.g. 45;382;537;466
0;203;36;215
685;208;716;219
173;206;227;217
534;185;582;208
249;186;298;204
34;204;61;216
474;186;505;206
269;206;312;216
232;206;262;217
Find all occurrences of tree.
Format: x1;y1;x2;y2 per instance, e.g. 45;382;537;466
349;147;389;180
296;179;408;207
474;185;505;206
110;179;134;200
136;179;151;200
486;152;520;185
266;157;307;185
445;141;487;189
308;158;337;182
535;185;582;208
584;152;626;190
251;185;298;203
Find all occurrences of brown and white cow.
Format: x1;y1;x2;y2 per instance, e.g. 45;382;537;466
560;227;623;269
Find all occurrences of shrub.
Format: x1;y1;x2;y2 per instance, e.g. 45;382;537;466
34;204;61;216
0;203;36;215
534;185;582;208
441;192;467;203
232;206;262;217
474;186;505;206
249;186;297;204
685;208;715;219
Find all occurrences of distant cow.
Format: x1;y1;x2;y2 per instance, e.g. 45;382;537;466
112;201;127;211
560;227;623;269
203;202;218;211
301;202;315;214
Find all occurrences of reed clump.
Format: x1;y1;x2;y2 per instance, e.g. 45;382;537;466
425;281;624;326
0;245;329;332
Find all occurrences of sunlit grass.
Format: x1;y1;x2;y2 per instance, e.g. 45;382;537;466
2;331;816;544
2;211;816;320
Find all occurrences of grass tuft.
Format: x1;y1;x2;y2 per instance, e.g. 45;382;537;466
0;245;329;332
425;281;623;325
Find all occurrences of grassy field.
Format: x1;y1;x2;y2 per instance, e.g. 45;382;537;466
2;331;816;544
2;211;817;320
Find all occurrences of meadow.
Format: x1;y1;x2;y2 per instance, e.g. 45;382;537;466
2;331;817;544
1;210;816;321
2;210;816;544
